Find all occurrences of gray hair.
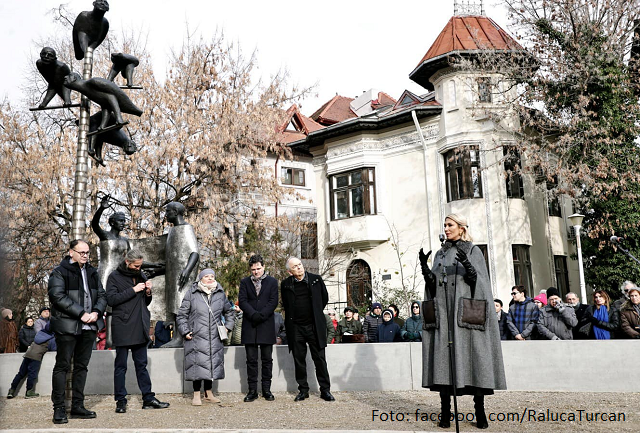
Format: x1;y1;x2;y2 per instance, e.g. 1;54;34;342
286;256;300;271
620;280;636;292
125;249;144;262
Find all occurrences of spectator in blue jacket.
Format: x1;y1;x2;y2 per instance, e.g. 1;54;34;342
377;309;402;342
7;322;56;399
507;285;539;340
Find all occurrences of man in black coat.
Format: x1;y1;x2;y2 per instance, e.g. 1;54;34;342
281;257;334;402
106;249;169;413
238;254;279;402
48;240;107;424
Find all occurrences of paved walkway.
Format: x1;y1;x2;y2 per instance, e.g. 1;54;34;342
1;390;639;432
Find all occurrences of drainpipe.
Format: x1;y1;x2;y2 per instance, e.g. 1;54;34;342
411;110;433;249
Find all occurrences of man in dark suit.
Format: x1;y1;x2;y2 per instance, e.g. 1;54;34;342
48;240;107;424
106;249;169;414
238;254;279;402
281;257;334;402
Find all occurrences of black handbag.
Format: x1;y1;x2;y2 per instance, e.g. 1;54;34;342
422;299;438;330
457;297;487;330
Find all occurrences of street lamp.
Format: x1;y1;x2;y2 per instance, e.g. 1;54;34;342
568;213;587;304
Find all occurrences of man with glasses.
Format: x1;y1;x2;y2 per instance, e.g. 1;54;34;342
48;240;107;424
106;249;169;413
506;285;539;340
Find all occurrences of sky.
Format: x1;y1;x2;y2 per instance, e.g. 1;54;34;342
0;0;510;116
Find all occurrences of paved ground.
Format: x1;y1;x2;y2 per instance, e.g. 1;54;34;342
1;390;639;432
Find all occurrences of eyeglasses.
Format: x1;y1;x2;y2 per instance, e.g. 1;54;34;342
73;249;90;256
412;306;420;309
511;292;519;296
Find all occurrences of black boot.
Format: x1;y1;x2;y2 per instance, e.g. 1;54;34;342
438;392;451;428
474;395;488;429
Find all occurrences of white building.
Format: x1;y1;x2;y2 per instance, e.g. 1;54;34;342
285;14;581;311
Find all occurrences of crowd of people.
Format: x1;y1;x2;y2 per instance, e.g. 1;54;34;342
1;221;638;429
495;281;640;341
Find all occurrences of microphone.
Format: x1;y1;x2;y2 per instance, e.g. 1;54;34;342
611;236;624;244
439;233;446;243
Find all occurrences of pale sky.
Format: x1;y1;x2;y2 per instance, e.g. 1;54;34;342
0;0;510;115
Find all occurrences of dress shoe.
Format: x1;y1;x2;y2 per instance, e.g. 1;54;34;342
294;391;309;401
53;407;68;424
115;400;127;413
320;391;335;401
142;397;170;409
70;406;97;419
244;390;259;402
262;390;275;401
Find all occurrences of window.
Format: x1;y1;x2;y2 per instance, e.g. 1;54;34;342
477;77;492;103
448;80;457;107
300;223;318;260
281;167;305;186
476;244;491;282
504;147;524;199
512;245;533;295
346;260;372;308
329;168;376;220
554;256;569;297
547;177;561;217
444;146;482;202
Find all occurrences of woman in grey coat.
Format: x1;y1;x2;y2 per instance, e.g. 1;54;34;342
419;214;506;430
177;269;234;406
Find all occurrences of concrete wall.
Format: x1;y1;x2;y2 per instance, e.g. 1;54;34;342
2;341;639;397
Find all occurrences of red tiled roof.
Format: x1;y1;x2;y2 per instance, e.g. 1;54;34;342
310;95;357;126
371;92;397;109
416;15;523;67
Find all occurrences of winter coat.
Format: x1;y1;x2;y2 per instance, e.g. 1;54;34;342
280;272;329;353
496;310;508;340
377;318;402;342
0;318;18;353
24;328;56;362
620;301;640;338
401;314;423;342
506;297;539;340
537;305;577;340
177;282;234;381
336;317;363;343
363;314;382;343
230;310;243;345
274;312;287;344
579;305;620;339
106;264;152;347
34;316;50;334
324;314;337;344
238;274;278;345
19;324;36;352
48;257;107;335
422;240;506;395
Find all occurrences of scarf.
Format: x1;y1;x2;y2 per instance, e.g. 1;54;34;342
117;261;144;280
198;281;217;297
251;272;268;296
593;305;610;340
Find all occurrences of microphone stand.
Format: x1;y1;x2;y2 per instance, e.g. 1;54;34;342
613;242;640;267
441;264;460;433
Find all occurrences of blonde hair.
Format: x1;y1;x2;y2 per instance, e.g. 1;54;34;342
445;213;473;242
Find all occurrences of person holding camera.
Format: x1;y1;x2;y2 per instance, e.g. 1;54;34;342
536;287;577;340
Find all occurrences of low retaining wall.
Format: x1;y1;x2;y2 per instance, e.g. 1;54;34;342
1;341;638;396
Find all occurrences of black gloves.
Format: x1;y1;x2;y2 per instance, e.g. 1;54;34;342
418;248;435;286
251;312;264;326
456;249;477;285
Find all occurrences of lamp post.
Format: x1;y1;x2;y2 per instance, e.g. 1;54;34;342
568;213;586;304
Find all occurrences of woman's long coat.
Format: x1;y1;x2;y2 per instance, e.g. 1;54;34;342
177;282;234;381
422;240;507;395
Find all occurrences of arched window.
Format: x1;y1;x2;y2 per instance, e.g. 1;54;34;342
346;259;372;308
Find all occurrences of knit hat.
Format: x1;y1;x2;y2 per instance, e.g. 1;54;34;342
197;269;215;281
39;306;50;314
533;293;547;306
1;308;11;319
546;287;560;300
371;302;383;311
382;309;394;320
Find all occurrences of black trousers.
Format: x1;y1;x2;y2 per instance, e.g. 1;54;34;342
245;344;273;391
192;380;212;392
291;323;331;393
51;331;96;409
114;342;154;402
